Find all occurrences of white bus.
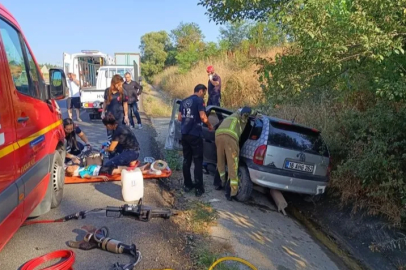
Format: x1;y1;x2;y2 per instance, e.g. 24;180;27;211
63;50;115;88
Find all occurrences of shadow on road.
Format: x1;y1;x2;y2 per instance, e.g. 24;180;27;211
93;182;122;201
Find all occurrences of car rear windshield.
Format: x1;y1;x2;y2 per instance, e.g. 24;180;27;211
268;121;329;157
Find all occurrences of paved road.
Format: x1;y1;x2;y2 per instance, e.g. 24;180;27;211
0;101;189;270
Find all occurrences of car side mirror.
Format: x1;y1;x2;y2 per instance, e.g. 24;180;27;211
48;68;68;100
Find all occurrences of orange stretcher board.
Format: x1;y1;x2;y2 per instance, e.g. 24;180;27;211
65;168;172;184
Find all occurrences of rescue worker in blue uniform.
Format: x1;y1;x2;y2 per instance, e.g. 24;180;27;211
178;84;213;197
101;74;130;146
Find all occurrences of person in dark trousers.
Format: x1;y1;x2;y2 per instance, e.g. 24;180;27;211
102;112;140;167
178;84;213;197
123;72;143;129
101;74;130;145
206;65;222;106
204;65;223;174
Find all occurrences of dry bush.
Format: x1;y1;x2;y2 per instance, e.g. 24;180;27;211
152;47;284;108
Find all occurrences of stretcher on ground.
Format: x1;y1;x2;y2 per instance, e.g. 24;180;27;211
65;160;172;184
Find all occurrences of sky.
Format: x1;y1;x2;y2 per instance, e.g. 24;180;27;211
1;0;222;65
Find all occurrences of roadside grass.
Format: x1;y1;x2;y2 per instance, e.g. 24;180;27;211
165;149;183;171
185;201;218;235
193;246;240;270
142;84;172;117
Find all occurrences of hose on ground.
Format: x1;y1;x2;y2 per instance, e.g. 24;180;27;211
208;256;257;270
21;249;75;270
147;256;257;270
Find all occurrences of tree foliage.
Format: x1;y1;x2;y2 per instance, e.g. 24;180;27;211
139;17;284;80
171;22;205;51
198;0;289;24
169;22;207;72
139;31;171;80
219;21;251;51
199;0;406;223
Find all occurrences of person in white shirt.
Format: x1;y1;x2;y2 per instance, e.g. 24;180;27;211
67;73;82;122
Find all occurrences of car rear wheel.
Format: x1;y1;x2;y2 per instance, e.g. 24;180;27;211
51;151;65;208
235;164;253;202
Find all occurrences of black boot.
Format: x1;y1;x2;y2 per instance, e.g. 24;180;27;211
213;170;223;190
203;164;210;175
224;180;232;201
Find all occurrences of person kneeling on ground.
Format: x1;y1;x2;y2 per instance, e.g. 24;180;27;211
102;112;141;168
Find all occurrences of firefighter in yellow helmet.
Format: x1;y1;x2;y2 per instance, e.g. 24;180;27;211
215;106;252;201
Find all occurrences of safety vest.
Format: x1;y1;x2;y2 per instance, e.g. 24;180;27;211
215;111;247;141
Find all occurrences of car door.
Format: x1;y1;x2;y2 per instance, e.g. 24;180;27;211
63;52;71;75
0;18;52;218
165;99;182;150
202;106;232;164
0;44;20;249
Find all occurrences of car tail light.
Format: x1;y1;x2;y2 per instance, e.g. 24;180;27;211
327;158;332;177
253;145;267;165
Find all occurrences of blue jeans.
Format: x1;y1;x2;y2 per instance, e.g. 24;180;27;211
128;102;142;126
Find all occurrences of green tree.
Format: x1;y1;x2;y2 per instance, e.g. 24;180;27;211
219;21;251;51
164;44;178;66
170;22;205;51
199;0;406;101
198;0;288;23
139;31;171;80
203;41;220;58
199;0;406;224
171;22;206;72
248;19;286;51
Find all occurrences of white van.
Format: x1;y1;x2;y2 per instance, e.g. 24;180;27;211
80;65;140;119
63;50;115;88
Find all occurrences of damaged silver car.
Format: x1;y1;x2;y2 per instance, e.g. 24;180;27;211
165;99;331;202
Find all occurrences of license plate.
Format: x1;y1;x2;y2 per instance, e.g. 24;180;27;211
285;161;314;173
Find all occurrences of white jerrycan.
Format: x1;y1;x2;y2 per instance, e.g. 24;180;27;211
121;167;144;202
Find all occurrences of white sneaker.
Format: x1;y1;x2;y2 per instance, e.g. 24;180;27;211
138;124;143;129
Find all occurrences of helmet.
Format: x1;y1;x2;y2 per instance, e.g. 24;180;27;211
206;65;214;73
240;106;252;116
239;106;252;120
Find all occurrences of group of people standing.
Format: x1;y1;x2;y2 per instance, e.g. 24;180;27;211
66;71;143;129
178;65;252;200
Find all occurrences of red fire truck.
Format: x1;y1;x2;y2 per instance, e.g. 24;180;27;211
0;4;68;251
